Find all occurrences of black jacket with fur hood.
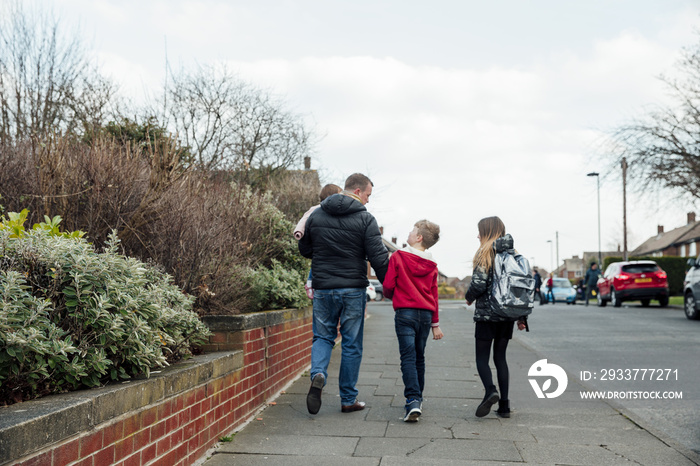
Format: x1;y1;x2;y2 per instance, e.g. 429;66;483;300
298;193;389;290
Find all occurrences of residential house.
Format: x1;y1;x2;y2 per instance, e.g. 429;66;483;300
556;256;585;281
630;212;700;258
554;250;622;281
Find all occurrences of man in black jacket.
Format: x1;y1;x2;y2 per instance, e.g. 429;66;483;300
299;173;389;415
533;268;543;304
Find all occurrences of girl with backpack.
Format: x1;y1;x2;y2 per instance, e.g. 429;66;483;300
465;216;527;418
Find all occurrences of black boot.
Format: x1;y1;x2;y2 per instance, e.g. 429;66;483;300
475;388;499;417
496;400;511;418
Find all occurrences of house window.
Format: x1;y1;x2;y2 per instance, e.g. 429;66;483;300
681;244;687;257
691;242;697;257
653;251;662;257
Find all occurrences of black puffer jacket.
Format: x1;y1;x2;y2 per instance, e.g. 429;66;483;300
298;193;389;289
465;234;513;322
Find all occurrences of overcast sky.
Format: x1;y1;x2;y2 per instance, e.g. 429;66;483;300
29;0;700;278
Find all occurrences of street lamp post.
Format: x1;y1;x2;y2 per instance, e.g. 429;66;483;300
622;158;628;261
547;239;553;273
587;172;602;266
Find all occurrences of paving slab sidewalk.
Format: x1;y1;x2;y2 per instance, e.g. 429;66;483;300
201;301;700;465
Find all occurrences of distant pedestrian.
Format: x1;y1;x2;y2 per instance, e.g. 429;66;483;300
584;262;602;306
383;219;443;422
465;216;527;419
298;173;389;415
545;273;555;304
533;268;542;304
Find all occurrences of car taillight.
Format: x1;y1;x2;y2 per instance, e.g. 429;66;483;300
656;271;667;279
616;273;630;280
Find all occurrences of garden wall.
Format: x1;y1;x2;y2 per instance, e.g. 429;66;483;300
0;307;313;466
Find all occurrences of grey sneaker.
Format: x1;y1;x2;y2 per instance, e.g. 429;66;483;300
404;398;422;422
306;373;325;414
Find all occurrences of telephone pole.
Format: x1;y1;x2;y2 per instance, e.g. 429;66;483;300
622;157;628;261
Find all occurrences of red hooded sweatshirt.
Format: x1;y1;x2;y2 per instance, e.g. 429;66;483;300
382;246;439;327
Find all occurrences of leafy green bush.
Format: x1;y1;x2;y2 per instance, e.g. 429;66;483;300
0;227;211;404
243;259;309;312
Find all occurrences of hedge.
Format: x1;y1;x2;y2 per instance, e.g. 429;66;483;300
0;225;211;404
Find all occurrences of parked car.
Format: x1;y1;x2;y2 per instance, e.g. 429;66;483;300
683;257;700;320
366;283;377;302
596;261;669;308
540;278;577;304
369;279;383;301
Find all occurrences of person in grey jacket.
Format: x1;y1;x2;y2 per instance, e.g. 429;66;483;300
465;216;526;419
299;173;389;415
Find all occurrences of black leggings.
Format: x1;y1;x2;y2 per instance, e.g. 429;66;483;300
475;338;510;400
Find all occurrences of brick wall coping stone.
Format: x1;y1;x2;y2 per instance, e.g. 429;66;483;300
0;350;244;464
200;306;312;331
0;306;312;464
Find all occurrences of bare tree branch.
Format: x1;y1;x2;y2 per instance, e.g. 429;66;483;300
0;1;116;143
155;63;315;179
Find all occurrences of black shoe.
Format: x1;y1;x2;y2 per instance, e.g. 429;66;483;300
306;373;324;414
496;400;511;418
475;390;499;417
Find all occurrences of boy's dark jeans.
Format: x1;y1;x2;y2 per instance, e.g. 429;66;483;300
394;308;432;401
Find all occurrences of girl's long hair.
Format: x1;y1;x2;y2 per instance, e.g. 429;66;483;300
472;216;506;270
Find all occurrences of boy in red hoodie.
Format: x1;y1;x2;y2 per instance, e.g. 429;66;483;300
383;219;443;422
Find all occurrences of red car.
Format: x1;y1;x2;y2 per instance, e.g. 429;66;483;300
597;260;669;308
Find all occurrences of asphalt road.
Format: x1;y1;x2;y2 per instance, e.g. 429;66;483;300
513;300;700;454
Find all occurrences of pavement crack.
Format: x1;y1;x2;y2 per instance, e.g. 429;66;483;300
600;444;643;465
405;439;434;457
446;421;457;439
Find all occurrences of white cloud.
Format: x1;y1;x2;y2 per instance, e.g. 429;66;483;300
222;26;693;277
40;0;700;277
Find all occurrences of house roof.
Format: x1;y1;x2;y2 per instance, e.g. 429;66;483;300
630;221;700;256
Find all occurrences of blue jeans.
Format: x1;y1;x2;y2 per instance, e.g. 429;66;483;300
310;288;366;405
394;308;432;400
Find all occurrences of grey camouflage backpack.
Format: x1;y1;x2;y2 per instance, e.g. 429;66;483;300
490;237;535;320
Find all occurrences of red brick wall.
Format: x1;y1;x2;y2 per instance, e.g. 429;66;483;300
11;314;313;466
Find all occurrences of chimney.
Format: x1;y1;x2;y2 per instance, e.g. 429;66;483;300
391;236;397;244
304;156;311;170
689;212;696;224
379;226;384;236
658;225;664;234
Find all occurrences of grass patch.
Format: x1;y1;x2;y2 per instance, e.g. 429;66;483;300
669;296;683;306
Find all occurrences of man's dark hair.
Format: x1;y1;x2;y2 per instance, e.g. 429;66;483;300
344;173;373;191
